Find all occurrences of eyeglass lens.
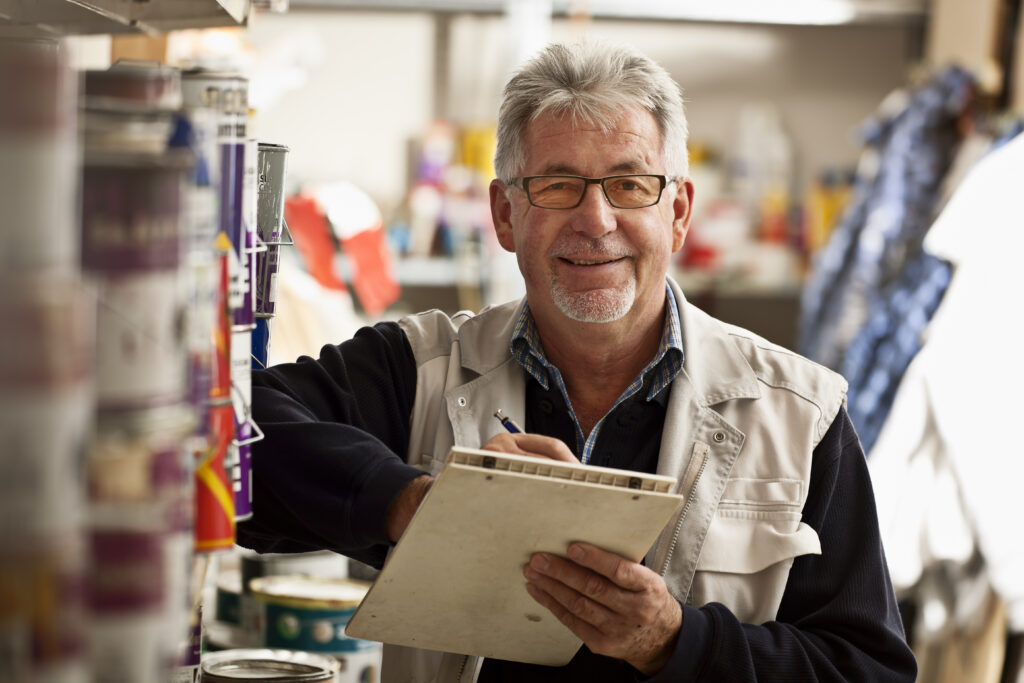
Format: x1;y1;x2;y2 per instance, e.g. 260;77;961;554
526;175;663;209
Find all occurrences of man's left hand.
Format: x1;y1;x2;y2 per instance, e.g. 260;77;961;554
523;542;682;675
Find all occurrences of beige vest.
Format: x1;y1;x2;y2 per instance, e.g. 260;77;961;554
384;277;847;683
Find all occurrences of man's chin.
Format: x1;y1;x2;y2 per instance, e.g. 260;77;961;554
553;287;634;324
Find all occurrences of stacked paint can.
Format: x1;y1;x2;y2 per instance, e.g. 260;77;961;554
181;70;263;528
0;40;93;683
80;62;200;683
201;649;340;682
249;576;382;683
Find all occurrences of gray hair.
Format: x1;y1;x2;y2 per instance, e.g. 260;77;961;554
494;40;689;182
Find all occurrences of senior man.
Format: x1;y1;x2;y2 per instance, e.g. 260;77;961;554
239;40;916;682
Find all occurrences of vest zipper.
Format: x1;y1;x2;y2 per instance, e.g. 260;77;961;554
659;448;709;576
455;654;469;682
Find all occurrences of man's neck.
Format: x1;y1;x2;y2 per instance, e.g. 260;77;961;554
536;308;665;437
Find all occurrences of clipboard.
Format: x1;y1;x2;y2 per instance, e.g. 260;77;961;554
344;446;684;666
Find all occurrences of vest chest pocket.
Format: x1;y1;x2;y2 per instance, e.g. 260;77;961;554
691;478;821;625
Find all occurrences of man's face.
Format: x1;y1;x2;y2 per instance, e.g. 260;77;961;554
490;107;693;328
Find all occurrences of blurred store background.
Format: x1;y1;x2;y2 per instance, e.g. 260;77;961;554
1;0;1023;681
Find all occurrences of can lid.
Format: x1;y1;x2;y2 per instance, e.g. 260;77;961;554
200;648;338;681
258;142;290;152
249;575;370;610
84;62;183;111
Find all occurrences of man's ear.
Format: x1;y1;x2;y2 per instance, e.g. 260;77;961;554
489;179;516;253
671;178;695;253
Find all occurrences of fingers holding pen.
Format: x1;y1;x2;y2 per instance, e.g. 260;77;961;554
481;432;579;463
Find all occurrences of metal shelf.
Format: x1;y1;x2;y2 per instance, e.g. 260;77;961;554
287;0;927;26
0;0;250;38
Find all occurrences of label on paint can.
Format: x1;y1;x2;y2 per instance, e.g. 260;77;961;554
94;270;188;411
232;138;258;329
249;576;378;658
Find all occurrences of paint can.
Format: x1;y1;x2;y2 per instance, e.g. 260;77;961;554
167;603;202;683
252;317;272;369
85;520;173;683
249;576;381;683
0;39;79;272
0;273;93;683
200;648;339;682
194;250;237;553
0;274;94;547
181;71;252;330
86;407;198;683
0;540;89;683
83;62;181;111
230;326;262;521
215;567;243;627
195;401;236;554
235;551;349;649
255;142;291;318
237;136;261;330
81;145;193;411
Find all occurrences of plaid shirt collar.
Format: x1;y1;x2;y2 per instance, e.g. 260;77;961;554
509;284;685;402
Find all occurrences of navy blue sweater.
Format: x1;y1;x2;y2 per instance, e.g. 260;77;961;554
238;321;916;682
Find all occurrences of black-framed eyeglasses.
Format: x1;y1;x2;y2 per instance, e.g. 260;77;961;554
509;174;671;210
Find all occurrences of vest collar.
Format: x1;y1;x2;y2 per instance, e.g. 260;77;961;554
455;277;762;407
668;277;762;406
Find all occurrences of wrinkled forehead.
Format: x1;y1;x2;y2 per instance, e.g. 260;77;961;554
521;106;665;171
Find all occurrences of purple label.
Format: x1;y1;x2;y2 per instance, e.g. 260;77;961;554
88;529;165;612
81;165;183;272
234;421;252;520
232;226;256;328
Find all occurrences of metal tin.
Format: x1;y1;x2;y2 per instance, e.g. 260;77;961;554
249;576;375;655
255;142;291;317
200;648;338;682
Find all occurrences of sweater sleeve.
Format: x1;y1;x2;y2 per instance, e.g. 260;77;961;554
646;406;917;682
235;321;425;569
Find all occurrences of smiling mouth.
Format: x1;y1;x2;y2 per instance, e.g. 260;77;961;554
560;257;623;266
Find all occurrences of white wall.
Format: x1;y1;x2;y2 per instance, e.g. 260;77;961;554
245;10;436;216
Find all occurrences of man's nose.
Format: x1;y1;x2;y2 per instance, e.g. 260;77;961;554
570;182;616;237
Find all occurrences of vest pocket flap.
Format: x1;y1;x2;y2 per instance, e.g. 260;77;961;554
696;512;821;574
720;477;803;509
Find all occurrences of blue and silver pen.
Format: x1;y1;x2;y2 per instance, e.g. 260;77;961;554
493;409;524;434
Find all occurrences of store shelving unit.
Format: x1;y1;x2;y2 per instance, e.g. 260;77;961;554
0;0;249;37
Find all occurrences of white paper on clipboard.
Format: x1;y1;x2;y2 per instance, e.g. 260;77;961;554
345;446;684;666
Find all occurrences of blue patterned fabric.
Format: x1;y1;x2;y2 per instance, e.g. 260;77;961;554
799;67;974;371
840;252;951;453
509;284;684;463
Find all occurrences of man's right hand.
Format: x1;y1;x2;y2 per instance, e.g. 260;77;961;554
481;432;579;463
